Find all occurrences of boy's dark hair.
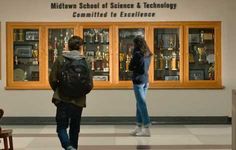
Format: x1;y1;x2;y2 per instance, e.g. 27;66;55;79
68;36;83;51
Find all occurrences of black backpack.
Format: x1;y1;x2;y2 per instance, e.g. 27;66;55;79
58;57;93;98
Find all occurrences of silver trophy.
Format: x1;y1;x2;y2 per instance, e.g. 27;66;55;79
200;30;204;44
99;32;104;43
163;55;172;69
103;31;109;43
88;31;95;43
94;29;99;43
168;35;175;50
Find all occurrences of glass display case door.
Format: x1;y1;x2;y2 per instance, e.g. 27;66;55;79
151;25;183;87
185;23;221;88
13;29;40;82
6;24;45;89
188;28;215;80
47;28;75;74
80;24;113;88
119;28;145;81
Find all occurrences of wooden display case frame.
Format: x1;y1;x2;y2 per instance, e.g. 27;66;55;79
6;21;222;89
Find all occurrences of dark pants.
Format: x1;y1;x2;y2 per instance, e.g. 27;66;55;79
56;101;83;149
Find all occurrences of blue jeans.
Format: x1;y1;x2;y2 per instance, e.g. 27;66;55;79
56;102;83;149
133;83;151;127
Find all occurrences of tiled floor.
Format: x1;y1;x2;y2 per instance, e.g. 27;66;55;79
0;125;232;150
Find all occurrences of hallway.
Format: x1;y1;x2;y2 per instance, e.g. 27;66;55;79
0;124;231;150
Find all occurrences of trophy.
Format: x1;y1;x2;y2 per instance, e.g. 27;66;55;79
102;52;109;72
83;31;88;43
163;55;172;69
18;29;24;41
95;46;103;60
99;32;104;43
119;52;125;70
15;56;18;65
63;31;70;51
208;64;214;80
155;53;164;70
125;47;132;72
200;30;204;44
59;30;64;47
103;46;109;71
53;37;58;62
154;54;158;70
94;29;99;43
103;31;109;43
95;46;103;70
197;47;206;62
88;31;95;43
189;53;195;63
13;31;17;41
168;35;175;50
91;59;95;71
32;43;39;65
159;54;164;70
171;51;177;70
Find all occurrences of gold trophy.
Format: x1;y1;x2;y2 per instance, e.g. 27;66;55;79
155;53;164;70
171;51;177;70
119;52;125;70
208;64;214;80
103;52;109;72
154;54;158;70
103;46;109;72
32;43;39;65
18;29;24;41
95;46;103;60
159;54;164;70
13;31;17;41
189;53;195;63
125;47;132;72
197;47;206;62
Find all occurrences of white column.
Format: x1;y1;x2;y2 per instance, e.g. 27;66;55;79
233;90;236;150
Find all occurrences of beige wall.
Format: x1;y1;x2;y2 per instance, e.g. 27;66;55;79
0;0;236;117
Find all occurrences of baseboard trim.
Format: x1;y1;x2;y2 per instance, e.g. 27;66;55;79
0;116;231;125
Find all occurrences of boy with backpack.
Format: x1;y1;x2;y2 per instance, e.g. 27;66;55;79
49;36;93;150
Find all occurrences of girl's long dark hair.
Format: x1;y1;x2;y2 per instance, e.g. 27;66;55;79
133;36;153;57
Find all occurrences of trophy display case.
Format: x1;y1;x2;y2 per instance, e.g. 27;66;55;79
6;22;222;89
13;29;40;81
188;28;215;80
119;28;145;81
48;28;74;71
83;28;110;81
154;28;180;81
